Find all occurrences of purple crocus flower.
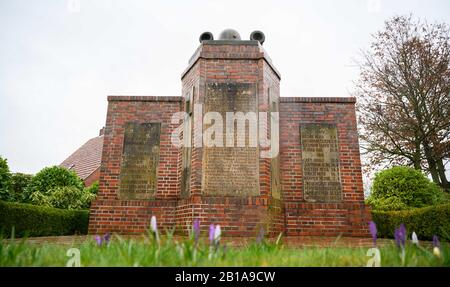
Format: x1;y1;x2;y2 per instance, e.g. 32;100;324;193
209;224;215;245
95;235;103;246
256;226;265;244
193;219;200;244
432;235;440;249
432;235;441;257
399;224;407;245
103;232;111;244
369;221;377;247
394;224;407;249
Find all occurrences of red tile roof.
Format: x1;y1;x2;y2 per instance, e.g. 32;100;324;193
60;135;103;180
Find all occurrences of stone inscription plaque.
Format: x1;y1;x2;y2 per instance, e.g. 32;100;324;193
203;82;259;196
119;122;161;199
300;123;342;202
269;87;281;200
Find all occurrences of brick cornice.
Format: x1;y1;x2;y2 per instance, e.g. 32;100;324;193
280;97;356;103
181;41;281;80
107;96;183;102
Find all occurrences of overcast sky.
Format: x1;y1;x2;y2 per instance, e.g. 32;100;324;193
1;0;450;174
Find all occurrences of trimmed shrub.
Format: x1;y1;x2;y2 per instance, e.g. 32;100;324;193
372;203;450;241
47;186;96;210
23;166;84;203
367;166;444;211
0;156;12;201
367;196;408;211
10;173;33;202
0;200;89;238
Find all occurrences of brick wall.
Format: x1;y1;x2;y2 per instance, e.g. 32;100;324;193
88;96;182;234
279;97;370;236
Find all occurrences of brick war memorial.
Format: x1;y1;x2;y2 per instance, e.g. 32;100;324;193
88;29;371;237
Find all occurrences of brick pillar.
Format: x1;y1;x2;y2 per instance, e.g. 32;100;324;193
177;39;283;236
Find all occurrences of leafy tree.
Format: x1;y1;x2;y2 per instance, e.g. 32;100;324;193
23;166;84;203
10;173;33;202
47;186;95;210
0;156;12;201
367;166;445;210
356;15;450;189
30;186;96;210
23;166;96;210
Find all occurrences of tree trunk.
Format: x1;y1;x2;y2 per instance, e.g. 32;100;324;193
413;140;422;170
422;140;441;185
437;158;449;190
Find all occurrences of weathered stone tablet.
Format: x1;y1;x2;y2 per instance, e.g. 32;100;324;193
300;123;342;202
118;122;161;199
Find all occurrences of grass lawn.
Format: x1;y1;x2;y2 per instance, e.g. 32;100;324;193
1;234;448;267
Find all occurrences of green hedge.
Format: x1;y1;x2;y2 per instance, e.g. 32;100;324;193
0;200;89;238
372;203;450;241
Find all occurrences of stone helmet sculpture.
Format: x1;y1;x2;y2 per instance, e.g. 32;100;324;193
199;29;265;45
219;28;241;40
